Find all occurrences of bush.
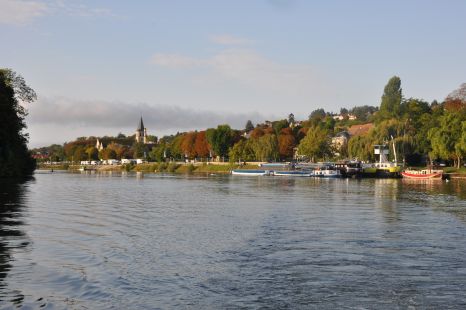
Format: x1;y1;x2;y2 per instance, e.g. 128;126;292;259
167;163;179;172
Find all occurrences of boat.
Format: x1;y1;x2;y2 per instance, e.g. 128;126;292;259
313;168;341;178
401;169;443;179
231;169;270;176
335;160;363;177
259;162;290;168
273;170;313;177
364;144;401;178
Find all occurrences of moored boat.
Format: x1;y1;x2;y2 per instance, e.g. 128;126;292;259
313;168;341;178
401;169;443;179
273;170;313;177
231;169;270;176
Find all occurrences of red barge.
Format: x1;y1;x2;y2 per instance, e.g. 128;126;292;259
401;169;443;179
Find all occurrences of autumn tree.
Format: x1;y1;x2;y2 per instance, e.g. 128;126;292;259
194;131;210;159
181;131;197;158
278;128;296;160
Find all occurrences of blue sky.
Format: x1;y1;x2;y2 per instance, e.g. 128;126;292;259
1;0;465;146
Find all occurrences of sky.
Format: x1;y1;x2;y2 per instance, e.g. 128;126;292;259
1;0;465;147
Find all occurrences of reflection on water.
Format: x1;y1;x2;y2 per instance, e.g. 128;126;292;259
0;178;33;306
0;172;465;309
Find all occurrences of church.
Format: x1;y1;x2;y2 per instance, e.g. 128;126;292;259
135;117;148;144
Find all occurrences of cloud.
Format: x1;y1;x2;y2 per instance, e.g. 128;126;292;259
26;97;268;132
0;0;48;25
210;34;254;46
49;0;118;18
149;54;205;68
149;48;325;96
0;0;118;25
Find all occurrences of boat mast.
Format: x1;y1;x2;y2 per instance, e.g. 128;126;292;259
391;135;397;163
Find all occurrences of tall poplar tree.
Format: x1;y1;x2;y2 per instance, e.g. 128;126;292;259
378;76;402;121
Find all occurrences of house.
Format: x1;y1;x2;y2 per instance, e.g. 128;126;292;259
104;159;119;165
331;131;350;156
332;114;357;121
121;159;137;164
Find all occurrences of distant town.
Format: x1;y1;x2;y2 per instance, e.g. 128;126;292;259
32;77;466;170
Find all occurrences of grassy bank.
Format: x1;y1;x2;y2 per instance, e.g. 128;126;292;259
130;162;258;174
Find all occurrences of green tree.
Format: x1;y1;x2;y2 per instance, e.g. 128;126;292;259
229;139;255;162
378;76;402;121
132;142;146;159
251;134;278;162
428;111;464;167
85;146;99;161
206;125;234;160
0;69;36;177
297;126;331;162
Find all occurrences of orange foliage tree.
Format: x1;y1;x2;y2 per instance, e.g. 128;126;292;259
194;131;210;158
278;127;296;159
181;131;197;158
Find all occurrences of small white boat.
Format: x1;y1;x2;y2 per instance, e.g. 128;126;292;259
273;170;313;177
313;169;341;178
231;169;270;176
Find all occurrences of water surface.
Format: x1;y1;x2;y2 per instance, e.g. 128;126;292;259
1;172;466;309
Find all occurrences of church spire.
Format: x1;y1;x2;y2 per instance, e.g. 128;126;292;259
138;117;145;132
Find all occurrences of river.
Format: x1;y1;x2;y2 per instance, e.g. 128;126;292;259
1;172;466;309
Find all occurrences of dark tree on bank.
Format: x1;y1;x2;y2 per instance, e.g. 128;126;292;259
245;120;254;132
0;69;36;177
309;108;326;120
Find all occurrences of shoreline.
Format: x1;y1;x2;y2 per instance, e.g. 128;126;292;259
36;163;466;178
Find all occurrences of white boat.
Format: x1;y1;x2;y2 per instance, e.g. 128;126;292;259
313;169;341;178
231;169;270;176
273;170;313;177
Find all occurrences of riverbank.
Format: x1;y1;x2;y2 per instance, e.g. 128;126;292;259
36;163;466;178
37;162;259;174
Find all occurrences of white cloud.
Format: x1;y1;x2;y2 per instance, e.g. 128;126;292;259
0;0;48;25
0;0;118;25
149;53;205;68
149;48;327;96
210;34;254;46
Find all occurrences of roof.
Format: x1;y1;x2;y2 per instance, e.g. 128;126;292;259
348;123;373;136
137;117;145;131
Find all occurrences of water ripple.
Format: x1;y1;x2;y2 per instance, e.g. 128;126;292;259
0;174;465;308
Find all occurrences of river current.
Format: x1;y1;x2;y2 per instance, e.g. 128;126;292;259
1;172;466;309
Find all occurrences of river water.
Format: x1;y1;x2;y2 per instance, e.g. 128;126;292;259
1;172;466;309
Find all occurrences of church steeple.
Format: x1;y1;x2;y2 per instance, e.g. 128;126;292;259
138;117;145;132
135;116;147;144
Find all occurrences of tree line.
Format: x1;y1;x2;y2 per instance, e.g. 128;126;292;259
29;76;466;169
